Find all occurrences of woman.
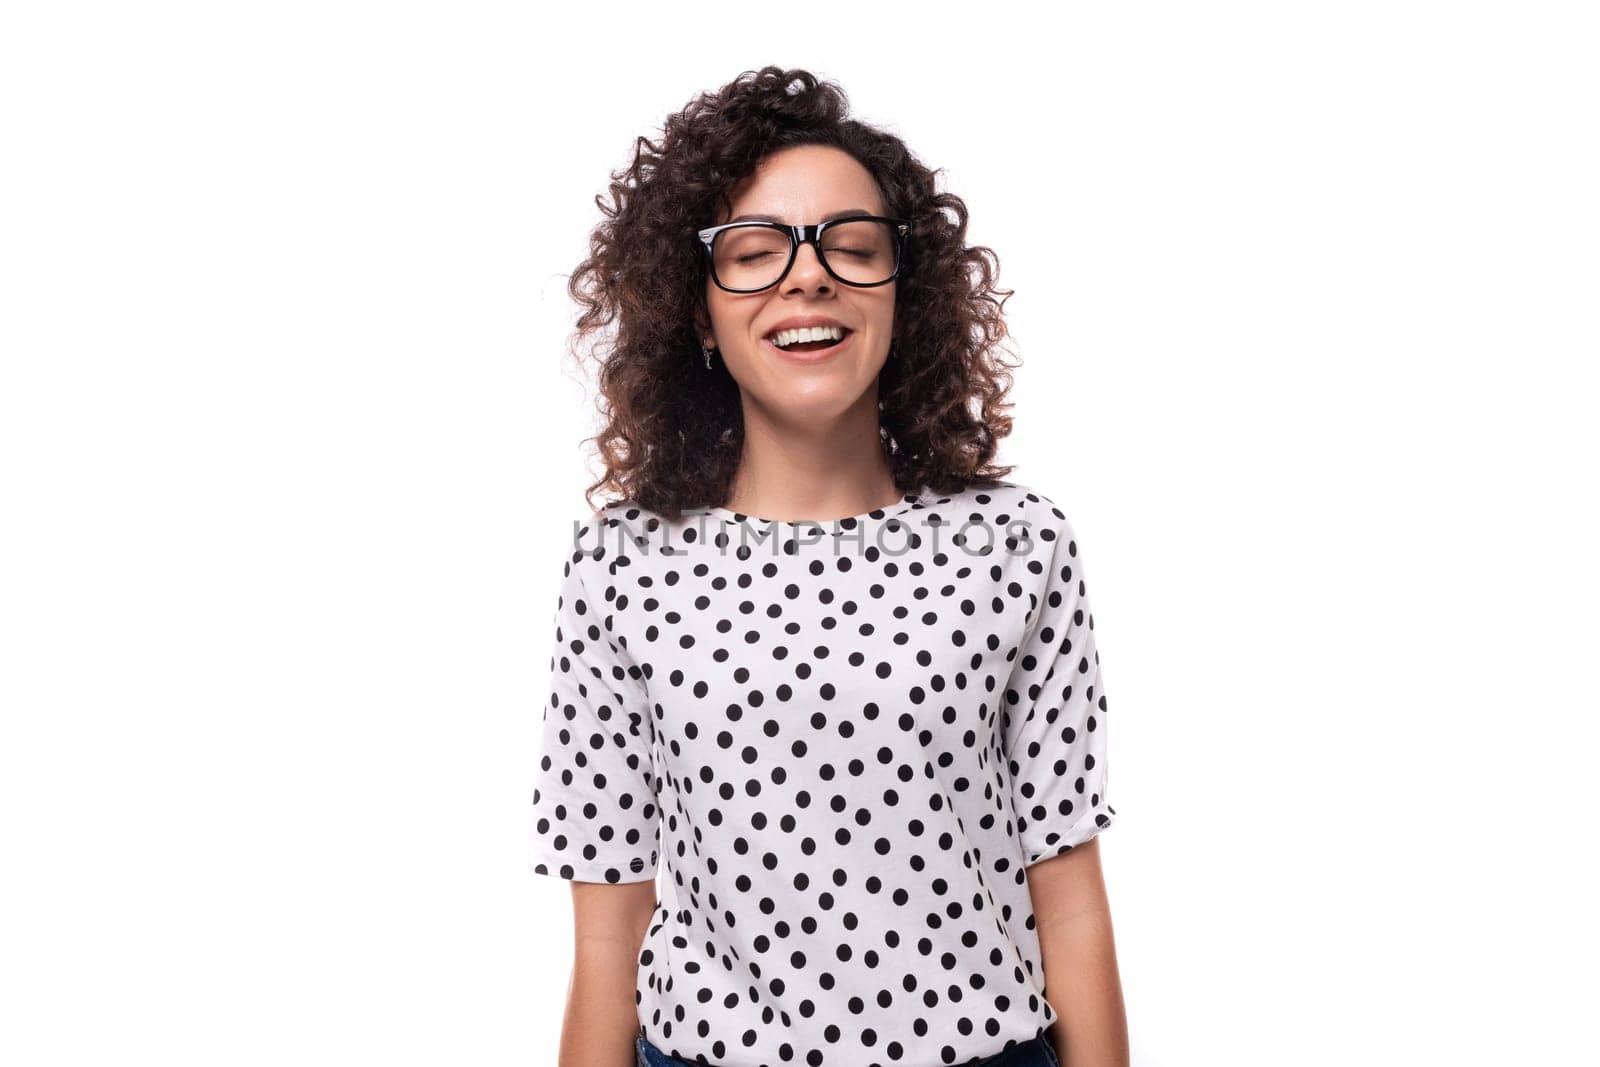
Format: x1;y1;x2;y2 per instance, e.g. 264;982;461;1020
529;67;1128;1067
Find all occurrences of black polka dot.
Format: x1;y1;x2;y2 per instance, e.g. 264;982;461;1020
530;481;1114;1064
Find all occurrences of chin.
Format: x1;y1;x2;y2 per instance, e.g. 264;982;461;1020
762;379;879;420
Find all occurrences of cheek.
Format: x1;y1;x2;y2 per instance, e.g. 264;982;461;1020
871;288;897;328
704;291;763;340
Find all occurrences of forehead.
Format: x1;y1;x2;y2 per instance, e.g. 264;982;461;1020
719;145;884;224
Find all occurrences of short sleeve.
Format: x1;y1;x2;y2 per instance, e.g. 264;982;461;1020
528;542;661;884
1002;509;1116;867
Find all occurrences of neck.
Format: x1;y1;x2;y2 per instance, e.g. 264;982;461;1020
723;389;899;521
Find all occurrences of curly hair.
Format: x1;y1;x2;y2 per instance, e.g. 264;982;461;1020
565;66;1022;519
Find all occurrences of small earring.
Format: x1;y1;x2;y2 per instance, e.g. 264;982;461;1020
888;341;898;361
702;344;715;370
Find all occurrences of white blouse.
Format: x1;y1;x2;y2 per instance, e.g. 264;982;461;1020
529;480;1117;1066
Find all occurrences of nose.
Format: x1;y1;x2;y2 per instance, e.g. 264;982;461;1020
781;238;831;292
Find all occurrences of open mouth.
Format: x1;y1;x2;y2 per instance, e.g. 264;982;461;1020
763;328;854;359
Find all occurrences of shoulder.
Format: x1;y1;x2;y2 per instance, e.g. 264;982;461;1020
558;496;667;577
970;478;1074;526
973;479;1088;557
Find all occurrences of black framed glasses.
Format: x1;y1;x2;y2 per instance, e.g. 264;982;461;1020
696;215;911;294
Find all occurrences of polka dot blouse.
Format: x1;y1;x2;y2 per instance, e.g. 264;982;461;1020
528;480;1117;1066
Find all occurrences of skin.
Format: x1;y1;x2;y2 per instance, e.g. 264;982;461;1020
559;144;1129;1067
694;143;905;521
1030;838;1131;1067
558;879;656;1067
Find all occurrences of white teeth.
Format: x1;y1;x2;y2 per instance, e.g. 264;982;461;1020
768;325;846;348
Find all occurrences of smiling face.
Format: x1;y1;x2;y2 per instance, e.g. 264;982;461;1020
698;144;898;426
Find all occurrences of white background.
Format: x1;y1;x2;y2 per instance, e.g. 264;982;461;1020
3;2;1596;1064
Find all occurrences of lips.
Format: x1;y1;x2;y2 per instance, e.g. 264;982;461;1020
762;312;855;343
762;329;855;363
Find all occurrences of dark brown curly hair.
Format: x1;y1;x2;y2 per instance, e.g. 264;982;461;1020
566;66;1022;520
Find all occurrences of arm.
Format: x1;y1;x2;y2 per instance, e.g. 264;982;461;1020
556;879;658;1067
1027;837;1129;1067
528;536;664;1065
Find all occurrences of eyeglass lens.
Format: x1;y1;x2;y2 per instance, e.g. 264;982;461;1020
711;221;897;291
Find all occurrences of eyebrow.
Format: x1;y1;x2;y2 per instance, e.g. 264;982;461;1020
727;208;874;224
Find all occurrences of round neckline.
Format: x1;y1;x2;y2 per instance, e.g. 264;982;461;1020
701;484;930;529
